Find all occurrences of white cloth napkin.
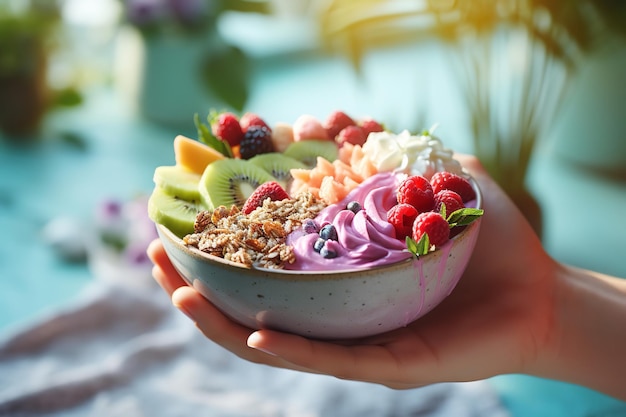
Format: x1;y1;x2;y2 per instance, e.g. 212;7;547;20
0;281;510;417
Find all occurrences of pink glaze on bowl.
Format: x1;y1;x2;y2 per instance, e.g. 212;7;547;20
156;178;482;340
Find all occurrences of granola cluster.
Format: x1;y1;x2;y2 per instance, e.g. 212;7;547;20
183;192;326;269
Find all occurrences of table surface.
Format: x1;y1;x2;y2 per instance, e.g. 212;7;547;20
1;38;625;417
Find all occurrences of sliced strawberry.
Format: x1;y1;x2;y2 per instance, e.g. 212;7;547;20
241;181;290;214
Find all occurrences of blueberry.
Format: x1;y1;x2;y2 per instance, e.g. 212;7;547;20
320;246;338;259
346;201;361;213
313;237;326;253
319;224;338;241
303;219;318;234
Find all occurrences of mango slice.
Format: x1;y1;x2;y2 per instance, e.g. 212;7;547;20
174;135;226;175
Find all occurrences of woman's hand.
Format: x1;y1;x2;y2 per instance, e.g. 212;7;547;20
148;154;561;388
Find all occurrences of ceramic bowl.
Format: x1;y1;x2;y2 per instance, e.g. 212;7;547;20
156;181;482;340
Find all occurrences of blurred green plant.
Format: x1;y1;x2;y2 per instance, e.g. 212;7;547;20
119;0;271;111
0;0;82;138
317;0;626;235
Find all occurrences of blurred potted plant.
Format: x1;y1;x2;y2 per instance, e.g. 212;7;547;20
0;0;78;139
316;0;626;236
115;0;270;127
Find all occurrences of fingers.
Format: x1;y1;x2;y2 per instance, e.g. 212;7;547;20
246;330;412;386
147;239;187;296
172;286;323;374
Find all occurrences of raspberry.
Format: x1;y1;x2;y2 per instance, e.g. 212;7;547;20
387;203;419;240
412;211;450;247
360;118;384;137
434;190;465;217
430;171;476;203
212;112;244;147
324;110;355;139
239;126;274;159
241;181;289;214
240;112;270;132
336;125;367;147
397;175;435;213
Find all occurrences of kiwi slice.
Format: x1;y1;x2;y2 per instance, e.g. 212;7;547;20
283;140;339;168
248;153;307;188
148;186;206;238
199;158;276;211
153;165;202;201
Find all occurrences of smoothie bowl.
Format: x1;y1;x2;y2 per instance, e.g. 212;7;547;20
148;111;484;339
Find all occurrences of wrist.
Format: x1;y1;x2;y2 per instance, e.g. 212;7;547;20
531;264;626;400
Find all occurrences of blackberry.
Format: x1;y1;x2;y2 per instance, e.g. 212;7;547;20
239;126;274;160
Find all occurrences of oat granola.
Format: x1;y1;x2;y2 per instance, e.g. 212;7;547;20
183;192;326;269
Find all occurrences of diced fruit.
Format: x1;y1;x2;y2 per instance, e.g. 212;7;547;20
430;171;476;202
336;125;367;147
147;186;206;238
319;175;348;204
397;175;435;213
324;110;355;140
241;181;290;215
292;114;329;142
198;158;276;211
239;126;274;160
412;211;450;247
173;135;225;175
240;112;270;132
153;165;201;201
212;112;244;147
434;190;465;217
387;203;419;240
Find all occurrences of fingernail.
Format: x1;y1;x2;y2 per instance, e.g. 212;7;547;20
247;333;277;356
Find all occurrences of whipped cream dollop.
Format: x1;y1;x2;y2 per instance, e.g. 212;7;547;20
361;129;464;179
285;172;412;271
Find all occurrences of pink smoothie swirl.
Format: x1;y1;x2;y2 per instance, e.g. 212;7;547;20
286;172;412;271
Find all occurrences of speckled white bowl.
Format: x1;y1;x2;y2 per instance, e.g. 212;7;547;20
156;180;482;340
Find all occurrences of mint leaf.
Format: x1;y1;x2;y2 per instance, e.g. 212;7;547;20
447;207;484;227
439;202;447;219
194;113;233;158
405;234;431;257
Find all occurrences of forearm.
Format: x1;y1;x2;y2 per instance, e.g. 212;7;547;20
534;264;626;400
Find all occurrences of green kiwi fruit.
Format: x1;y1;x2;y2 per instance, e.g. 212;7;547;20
248;153;307;188
153;165;202;201
148;186;206;238
283;140;339;168
199;158;276;211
